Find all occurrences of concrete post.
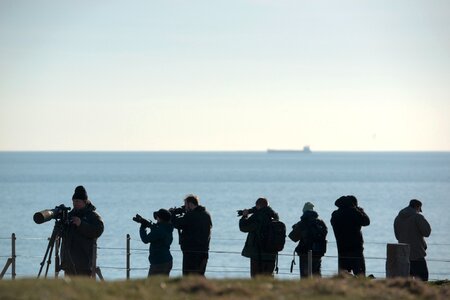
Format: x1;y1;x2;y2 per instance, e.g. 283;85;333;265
386;243;410;278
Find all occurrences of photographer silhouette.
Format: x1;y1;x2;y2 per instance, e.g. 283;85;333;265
60;186;104;277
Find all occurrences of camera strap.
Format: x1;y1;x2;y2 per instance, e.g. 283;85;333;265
290;250;296;273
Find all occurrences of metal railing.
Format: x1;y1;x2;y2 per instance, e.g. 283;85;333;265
1;233;449;281
0;233;16;279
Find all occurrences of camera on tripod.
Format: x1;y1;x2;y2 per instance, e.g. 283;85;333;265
33;204;71;224
237;206;257;217
32;203;72;278
132;214;153;228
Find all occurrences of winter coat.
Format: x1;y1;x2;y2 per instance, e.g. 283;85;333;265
172;205;212;254
330;196;370;254
394;206;431;260
239;206;278;261
140;222;174;265
61;202;104;274
289;210;328;256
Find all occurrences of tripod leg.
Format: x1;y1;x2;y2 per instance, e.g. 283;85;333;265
37;237;53;278
44;238;56;278
37;221;60;278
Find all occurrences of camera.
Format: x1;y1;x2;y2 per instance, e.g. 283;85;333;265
132;214;153;228
169;206;186;216
237;206;256;217
33;204;71;224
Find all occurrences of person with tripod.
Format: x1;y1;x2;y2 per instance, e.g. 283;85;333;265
60;186;104;277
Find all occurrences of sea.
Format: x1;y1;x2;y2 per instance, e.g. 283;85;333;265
0;151;449;280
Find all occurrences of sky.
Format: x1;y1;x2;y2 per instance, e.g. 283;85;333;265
0;0;449;151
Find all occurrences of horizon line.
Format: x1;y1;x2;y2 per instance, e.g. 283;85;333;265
1;149;449;153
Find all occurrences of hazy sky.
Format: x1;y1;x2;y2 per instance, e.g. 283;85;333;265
1;0;449;151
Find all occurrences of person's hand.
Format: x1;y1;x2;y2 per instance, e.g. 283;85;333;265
242;209;249;218
71;216;81;226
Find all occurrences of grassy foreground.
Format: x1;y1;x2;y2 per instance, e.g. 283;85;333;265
0;276;449;300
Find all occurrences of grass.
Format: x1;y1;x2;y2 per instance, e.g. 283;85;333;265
0;275;449;300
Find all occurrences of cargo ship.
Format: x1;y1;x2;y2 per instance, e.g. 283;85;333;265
267;145;312;153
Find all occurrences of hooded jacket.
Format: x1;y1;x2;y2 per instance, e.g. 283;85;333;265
394;206;431;260
172;205;212;254
239;206;279;261
61;201;104;274
330;196;370;254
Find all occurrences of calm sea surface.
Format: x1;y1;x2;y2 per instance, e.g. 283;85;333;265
0;152;449;280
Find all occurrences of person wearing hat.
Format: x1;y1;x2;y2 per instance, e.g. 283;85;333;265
330;195;370;277
394;199;431;281
139;208;174;276
60;185;104;277
288;202;328;278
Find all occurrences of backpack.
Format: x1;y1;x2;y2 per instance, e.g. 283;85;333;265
309;219;327;256
261;220;286;253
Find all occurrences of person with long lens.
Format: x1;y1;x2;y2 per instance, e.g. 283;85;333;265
171;194;212;276
137;209;174;276
60;185;104;277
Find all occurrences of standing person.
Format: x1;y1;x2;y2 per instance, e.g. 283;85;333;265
61;185;104;277
330;195;370;277
289;202;328;278
239;197;279;277
394;199;431;281
171;194;212;276
139;209;174;276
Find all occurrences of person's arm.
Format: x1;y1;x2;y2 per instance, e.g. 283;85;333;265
239;215;258;232
416;215;431;237
393;216;400;241
172;213;188;230
139;226;150;244
140;225;163;244
356;207;370;226
77;212;104;239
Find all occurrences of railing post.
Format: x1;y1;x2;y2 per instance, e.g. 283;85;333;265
126;234;130;280
11;233;16;280
307;250;312;277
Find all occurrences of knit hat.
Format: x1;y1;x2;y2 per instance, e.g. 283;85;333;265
153;209;171;222
72;185;88;201
303;202;314;213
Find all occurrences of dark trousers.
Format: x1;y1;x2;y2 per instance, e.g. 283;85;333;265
250;258;275;278
148;260;173;277
338;251;366;276
299;254;322;278
410;258;428;281
182;251;208;276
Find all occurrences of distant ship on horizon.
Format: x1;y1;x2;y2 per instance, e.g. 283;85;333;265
267;145;312;153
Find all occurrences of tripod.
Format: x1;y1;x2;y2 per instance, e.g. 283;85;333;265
37;219;67;278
